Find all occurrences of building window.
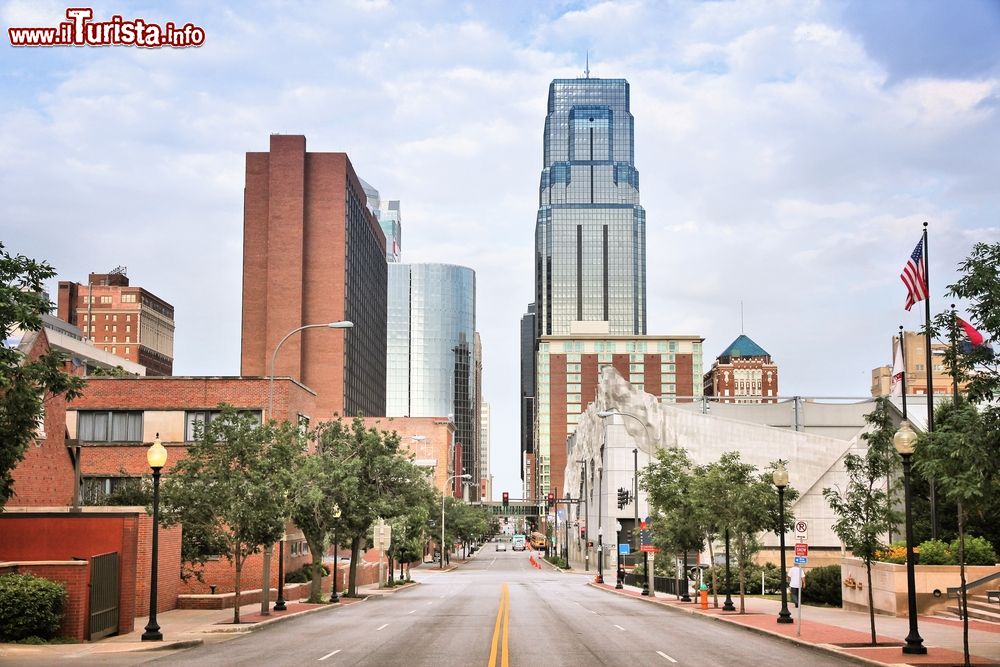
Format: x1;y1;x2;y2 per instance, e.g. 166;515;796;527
121;294;137;303
100;296;112;304
82;476;145;505
185;410;262;441
78;410;143;442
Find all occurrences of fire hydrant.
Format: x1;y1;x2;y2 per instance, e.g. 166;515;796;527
699;583;709;609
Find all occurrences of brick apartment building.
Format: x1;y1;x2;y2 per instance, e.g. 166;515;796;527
241;134;387;420
703;334;779;404
532;333;704;503
870;329;956;397
57;269;175;375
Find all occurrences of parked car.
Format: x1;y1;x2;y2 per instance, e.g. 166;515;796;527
497;540;507;552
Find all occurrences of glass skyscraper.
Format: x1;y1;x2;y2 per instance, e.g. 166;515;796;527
535;77;646;336
387;263;478;497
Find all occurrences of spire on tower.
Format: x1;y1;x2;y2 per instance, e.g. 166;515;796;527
585;50;590;78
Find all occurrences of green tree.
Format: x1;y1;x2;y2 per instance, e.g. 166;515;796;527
288;444;355;602
0;244;85;507
315;418;434;596
823;397;900;645
159;406;302;623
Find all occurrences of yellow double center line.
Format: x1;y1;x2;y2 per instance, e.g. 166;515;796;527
487;583;510;667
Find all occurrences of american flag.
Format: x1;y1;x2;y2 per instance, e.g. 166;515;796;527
900;237;927;311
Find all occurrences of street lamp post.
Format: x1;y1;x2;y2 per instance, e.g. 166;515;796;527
442;474;471;570
330;503;342;603
894;421;927;655
274;531;287;611
142;435;167;641
576;460;589;572
264;320;353;613
773;463;793;624
723;528;735;611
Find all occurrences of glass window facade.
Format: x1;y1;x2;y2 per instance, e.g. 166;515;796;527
387;263;478;490
535;77;646;337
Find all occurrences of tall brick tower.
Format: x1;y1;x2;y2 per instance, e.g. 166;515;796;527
240;135;387;419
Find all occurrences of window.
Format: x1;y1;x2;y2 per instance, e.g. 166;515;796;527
100;296;112;304
78;410;143;442
121;294;137;303
185;410;262;441
83;476;144;505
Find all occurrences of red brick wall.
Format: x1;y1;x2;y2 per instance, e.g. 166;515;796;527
8;396;74;507
549;355;567;499
643;353;662;397
0;562;89;640
134;516;182;617
581;354;599;406
676;353;693;402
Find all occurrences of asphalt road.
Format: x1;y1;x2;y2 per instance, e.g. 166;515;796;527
138;547;857;667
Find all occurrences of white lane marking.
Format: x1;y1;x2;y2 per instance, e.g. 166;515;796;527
657;651;677;663
614;624;626;631
318;649;342;661
408;609;416;614
376;623;389;631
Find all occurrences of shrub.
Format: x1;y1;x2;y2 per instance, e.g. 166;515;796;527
952;536;998;566
876;540;909;564
0;574;67;641
284;563;330;584
917;539;952;565
803;565;842;607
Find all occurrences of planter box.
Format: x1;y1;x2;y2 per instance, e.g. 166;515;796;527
840;557;1000;617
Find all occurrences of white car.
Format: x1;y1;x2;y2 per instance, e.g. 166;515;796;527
497;540;508;552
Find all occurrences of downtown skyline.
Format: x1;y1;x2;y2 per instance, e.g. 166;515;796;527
4;0;1000;500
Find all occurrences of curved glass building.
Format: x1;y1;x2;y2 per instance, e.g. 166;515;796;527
535;77;646;336
387;263;478;494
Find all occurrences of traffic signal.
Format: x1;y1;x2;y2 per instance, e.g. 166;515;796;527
617;487;630;509
546;492;555;508
502;491;509;507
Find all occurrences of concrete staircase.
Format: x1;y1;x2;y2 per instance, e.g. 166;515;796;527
945;592;1000;623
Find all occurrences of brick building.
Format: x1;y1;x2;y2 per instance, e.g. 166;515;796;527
241;134;387;420
57;269;174;375
532;333;704;504
870;330;955;397
62;376;318;594
703;334;778;404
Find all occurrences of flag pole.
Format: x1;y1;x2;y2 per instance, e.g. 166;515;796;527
950;305;961;405
899;325;907;420
921;221;938;540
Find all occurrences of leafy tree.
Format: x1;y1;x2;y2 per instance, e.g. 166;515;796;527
916;400;997;667
159;406;302;623
823;397;900;645
315;418;434;596
0;244;85;507
287;444;355;602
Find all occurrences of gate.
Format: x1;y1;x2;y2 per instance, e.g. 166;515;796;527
89;552;119;640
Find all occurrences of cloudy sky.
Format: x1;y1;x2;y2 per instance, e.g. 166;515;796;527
3;0;999;499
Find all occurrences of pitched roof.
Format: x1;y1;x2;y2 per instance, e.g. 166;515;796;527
717;334;770;360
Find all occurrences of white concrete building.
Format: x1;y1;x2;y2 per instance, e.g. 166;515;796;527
564;367;898;571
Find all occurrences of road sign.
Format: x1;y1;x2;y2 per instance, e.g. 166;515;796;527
619;543;631;555
795;534;807;543
640;545;661;553
794;520;808;533
794;556;807;565
795;544;808;556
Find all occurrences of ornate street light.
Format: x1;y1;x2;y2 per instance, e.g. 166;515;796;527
330;504;342;603
894;421;927;655
141;435;168;641
723;528;736;612
773;463;793;624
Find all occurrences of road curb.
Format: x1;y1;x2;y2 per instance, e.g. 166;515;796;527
202;597;366;634
587;583;887;667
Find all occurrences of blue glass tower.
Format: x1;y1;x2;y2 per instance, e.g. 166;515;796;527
535;77;646;336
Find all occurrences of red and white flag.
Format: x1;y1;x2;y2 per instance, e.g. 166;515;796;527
890;344;904;396
901;238;928;311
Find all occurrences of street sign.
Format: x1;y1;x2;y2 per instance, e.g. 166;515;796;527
619;543;631;555
794;520;808;534
795;544;808;557
794;556;807;565
640;545;661;553
795;534;807;543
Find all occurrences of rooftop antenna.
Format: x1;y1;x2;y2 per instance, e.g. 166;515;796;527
584;51;590;78
740;300;744;334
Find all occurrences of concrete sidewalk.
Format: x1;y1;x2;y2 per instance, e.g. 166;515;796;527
0;580;418;662
593;580;1000;666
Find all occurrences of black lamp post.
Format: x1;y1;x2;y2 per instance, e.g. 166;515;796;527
681;549;692;602
331;505;342;603
894;421;927;655
723;528;735;611
274;534;286;611
142;434;167;641
773;463;793;624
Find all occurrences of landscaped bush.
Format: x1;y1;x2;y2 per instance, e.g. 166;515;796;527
0;573;67;641
284;563;330;584
951;536;998;566
916;539;951;565
802;565;842;607
876;540;909;564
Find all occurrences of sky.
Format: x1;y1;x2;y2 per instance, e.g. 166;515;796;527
3;0;999;501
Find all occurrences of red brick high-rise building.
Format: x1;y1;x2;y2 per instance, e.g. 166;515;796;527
703;334;778;403
57;269;174;375
241;135;387;419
